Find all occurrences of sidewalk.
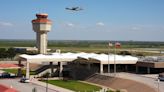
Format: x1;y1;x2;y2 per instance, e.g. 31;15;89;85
140;74;158;79
30;78;74;92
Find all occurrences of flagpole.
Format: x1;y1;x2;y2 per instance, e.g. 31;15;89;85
108;42;113;76
114;45;116;76
114;42;121;77
108;45;110;75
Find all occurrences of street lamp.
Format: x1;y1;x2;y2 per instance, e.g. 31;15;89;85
157;78;160;92
46;72;50;92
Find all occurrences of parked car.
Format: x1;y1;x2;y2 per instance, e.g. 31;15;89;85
158;73;164;81
0;72;16;78
20;77;30;83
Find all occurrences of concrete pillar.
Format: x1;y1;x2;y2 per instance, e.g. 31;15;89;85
87;63;91;70
59;62;63;77
147;67;150;74
100;63;103;74
50;62;54;76
125;65;128;72
26;62;30;79
17;60;22;77
135;66;138;74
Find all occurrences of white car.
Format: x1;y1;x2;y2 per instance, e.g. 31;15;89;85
20;78;30;83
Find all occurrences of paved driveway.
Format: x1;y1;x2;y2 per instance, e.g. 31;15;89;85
0;78;57;92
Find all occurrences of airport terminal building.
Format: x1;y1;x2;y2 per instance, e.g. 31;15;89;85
18;52;164;79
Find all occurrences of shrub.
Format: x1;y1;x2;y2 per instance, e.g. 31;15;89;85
116;90;121;92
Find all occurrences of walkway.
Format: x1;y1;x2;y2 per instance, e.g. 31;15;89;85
86;73;157;92
111;72;164;92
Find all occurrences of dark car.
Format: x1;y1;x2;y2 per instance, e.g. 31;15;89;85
158;73;164;81
0;72;11;78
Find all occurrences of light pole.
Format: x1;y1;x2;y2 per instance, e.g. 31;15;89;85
157;78;160;92
46;76;48;92
46;72;50;92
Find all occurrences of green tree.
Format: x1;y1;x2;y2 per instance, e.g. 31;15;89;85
6;48;16;59
0;48;7;58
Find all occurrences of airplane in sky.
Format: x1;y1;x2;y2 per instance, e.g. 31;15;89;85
65;7;83;11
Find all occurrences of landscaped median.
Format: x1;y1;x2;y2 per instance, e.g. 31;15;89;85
41;80;102;92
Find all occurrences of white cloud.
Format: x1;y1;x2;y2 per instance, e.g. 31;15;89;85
131;26;140;30
66;22;75;27
0;21;13;27
96;22;105;26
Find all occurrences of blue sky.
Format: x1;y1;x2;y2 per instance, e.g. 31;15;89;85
0;0;164;41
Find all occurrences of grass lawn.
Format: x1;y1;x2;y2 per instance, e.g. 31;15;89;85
2;69;35;75
2;69;19;74
42;80;102;92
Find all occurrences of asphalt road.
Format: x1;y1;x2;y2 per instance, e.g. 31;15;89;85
107;73;164;92
0;78;58;92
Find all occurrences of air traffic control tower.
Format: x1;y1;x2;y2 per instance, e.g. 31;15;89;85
32;13;52;54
